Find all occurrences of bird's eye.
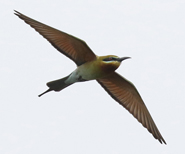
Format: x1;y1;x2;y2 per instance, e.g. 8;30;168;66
103;57;111;61
103;57;117;62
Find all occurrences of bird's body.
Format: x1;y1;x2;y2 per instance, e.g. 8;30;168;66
65;59;101;82
70;56;108;81
67;55;121;81
14;10;166;144
39;55;124;96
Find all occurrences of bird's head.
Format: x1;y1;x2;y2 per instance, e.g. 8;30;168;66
99;55;130;73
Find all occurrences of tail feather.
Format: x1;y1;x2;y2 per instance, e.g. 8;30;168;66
47;75;70;91
38;89;52;97
38;75;71;97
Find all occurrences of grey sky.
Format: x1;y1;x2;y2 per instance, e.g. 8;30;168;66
1;0;185;154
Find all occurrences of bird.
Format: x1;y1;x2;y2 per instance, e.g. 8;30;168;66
14;10;166;144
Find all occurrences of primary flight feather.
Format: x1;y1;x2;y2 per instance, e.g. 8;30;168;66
14;10;166;144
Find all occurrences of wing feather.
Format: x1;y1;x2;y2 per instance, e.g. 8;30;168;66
97;72;166;144
14;10;96;66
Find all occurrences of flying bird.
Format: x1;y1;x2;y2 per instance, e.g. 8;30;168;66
14;10;166;144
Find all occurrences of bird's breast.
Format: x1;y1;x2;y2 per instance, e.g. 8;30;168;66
76;60;120;80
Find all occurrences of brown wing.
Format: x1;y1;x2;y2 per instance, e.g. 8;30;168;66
14;10;96;66
97;72;166;144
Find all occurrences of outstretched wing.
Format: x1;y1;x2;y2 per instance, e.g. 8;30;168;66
14;10;96;66
97;72;166;144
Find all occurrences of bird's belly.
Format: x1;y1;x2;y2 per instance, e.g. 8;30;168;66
77;63;105;80
65;66;100;85
66;61;115;84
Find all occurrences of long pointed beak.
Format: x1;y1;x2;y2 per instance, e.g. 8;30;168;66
118;57;131;62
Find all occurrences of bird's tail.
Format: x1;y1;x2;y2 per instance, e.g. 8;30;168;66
38;75;71;97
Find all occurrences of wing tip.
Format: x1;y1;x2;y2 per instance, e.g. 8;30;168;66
14;10;20;16
159;137;167;145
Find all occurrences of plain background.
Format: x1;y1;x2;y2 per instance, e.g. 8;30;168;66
1;0;185;154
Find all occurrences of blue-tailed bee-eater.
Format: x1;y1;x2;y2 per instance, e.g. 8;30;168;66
14;10;166;144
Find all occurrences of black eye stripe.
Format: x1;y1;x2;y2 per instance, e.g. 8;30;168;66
103;57;117;62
